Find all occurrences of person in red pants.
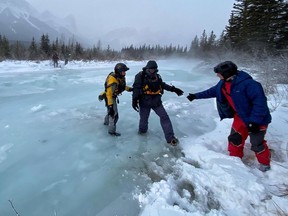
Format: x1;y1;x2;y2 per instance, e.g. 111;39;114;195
187;61;271;172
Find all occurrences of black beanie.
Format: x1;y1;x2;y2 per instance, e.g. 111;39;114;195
145;60;158;69
214;61;238;80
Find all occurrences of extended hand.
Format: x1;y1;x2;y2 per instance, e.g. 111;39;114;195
187;93;196;102
172;86;184;96
132;99;139;112
247;122;260;133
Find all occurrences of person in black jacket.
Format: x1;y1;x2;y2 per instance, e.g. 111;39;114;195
132;60;184;146
52;52;59;68
187;61;271;172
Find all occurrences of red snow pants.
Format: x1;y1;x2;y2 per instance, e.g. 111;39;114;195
227;115;270;166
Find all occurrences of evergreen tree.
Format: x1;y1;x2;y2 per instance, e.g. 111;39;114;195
274;1;288;49
225;0;249;49
0;35;11;59
189;35;200;56
29;37;38;60
75;42;83;59
246;0;281;49
226;0;288;52
51;38;60;53
218;30;230;50
40;34;50;58
199;30;208;53
207;31;217;50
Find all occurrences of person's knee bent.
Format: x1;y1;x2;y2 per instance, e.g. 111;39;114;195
250;131;266;153
228;131;242;146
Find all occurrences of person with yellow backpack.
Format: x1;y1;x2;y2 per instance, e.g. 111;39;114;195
132;60;184;145
99;63;133;136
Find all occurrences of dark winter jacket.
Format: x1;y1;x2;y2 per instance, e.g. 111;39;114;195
132;70;174;108
194;71;272;125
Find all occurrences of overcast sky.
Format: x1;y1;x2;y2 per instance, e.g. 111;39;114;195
26;0;235;49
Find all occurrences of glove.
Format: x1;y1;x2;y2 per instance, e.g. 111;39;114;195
171;86;184;96
127;87;133;92
132;99;139;112
98;92;106;101
108;105;114;116
187;93;196;102
247;122;260;133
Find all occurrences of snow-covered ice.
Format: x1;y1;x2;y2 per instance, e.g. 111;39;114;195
0;59;287;216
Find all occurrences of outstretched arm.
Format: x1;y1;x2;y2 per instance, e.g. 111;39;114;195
162;82;183;96
187;84;219;102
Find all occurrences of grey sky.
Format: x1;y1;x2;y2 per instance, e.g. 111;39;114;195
26;0;235;49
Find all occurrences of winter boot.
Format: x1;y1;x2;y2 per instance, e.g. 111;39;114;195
138;130;147;135
167;137;179;146
258;164;271;172
109;132;121;136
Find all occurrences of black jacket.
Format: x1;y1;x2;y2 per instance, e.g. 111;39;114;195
132;70;174;108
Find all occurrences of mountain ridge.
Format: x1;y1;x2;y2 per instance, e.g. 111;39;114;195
0;0;84;44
